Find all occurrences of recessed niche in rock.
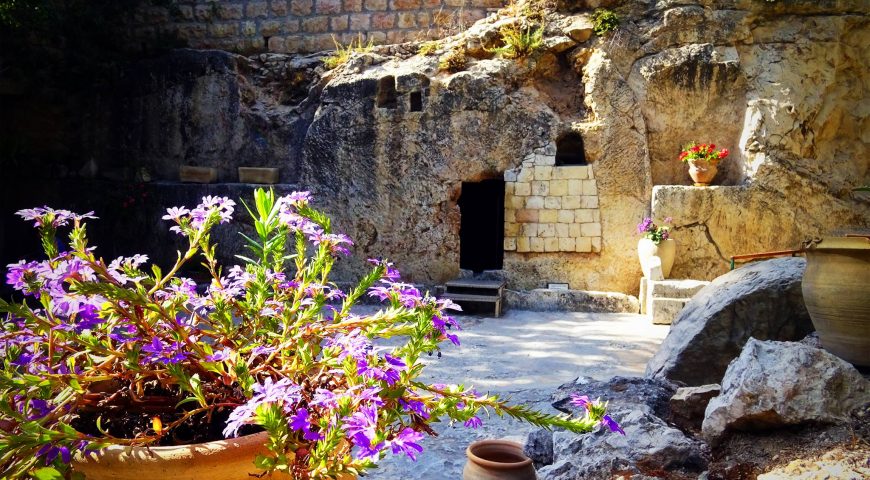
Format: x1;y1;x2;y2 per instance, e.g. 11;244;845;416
459;179;505;272
376;76;397;109
555;133;587;166
409;91;423;112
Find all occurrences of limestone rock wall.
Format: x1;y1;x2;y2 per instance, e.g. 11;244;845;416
32;0;868;294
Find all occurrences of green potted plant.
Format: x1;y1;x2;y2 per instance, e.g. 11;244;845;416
0;189;623;479
679;142;729;186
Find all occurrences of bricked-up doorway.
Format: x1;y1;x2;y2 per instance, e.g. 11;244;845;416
459;179;505;272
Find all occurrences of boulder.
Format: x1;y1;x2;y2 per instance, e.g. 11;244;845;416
539;376;709;478
645;257;814;386
551;376;678;419
538;406;709;479
523;428;553;469
702;338;870;442
669;384;721;434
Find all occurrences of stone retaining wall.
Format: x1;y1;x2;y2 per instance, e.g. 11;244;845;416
504;153;602;254
136;0;502;53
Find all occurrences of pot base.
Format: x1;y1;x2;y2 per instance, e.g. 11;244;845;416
693;182;710;187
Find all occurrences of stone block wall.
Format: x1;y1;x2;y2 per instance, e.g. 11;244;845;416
504;153;602;254
136;0;502;53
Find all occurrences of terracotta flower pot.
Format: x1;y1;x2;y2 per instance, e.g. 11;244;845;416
637;238;676;279
688;159;718;186
462;439;537;480
801;236;870;367
72;432;284;480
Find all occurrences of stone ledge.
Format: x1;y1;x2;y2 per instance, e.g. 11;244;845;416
505;289;640;313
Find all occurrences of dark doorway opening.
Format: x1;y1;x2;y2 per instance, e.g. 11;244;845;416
376;76;397;109
458;179;505;272
555;132;587;166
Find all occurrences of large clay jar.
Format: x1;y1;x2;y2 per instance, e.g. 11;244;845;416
688;159;719;186
73;432;352;480
463;439;537;480
637;238;676;279
801;236;870;367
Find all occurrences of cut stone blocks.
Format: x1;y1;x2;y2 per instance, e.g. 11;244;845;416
640;278;711;325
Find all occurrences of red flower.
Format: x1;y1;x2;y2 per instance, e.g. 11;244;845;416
719;148;729;158
691;145;700;152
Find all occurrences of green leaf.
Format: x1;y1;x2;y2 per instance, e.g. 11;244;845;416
32;467;64;480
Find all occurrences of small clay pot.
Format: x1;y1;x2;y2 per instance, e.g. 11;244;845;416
688;159;718;186
463;439;537;480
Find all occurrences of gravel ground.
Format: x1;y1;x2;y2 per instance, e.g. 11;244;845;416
363;310;669;479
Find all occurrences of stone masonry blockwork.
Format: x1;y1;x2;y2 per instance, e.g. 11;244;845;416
504;153;602;254
136;0;501;53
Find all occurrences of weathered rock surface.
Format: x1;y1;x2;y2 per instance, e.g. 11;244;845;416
669;384;721;434
646;257;814;386
523;428;553;469
551;375;677;419
702;338;870;442
540;376;709;478
6;0;869;296
538;406;709;479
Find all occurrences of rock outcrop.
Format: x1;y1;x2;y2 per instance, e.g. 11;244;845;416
5;0;869;295
702;338;870;442
538;376;707;479
645;257;814;386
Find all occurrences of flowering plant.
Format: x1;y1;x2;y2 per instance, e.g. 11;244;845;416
0;188;621;479
637;217;672;245
679;142;729;163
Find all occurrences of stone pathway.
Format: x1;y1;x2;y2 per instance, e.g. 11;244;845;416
366;310;669;479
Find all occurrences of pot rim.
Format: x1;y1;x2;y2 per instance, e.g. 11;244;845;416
806;236;870;251
72;430;270;464
465;439;533;470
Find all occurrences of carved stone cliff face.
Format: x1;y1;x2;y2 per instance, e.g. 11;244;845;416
57;0;868;293
297;0;868;289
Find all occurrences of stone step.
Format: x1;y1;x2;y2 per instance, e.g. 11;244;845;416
505;289;640;314
648;279;710;299
640;278;710;315
445;279;505;290
651;297;690;325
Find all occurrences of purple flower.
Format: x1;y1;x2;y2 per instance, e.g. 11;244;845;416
601;415;625;435
16;207;96;228
358;354;406;386
464;416;483;429
390;427;424;460
162;206;190;221
289;407;324;441
399;399;430;419
5;260;48;296
327;330;372;361
109;323;139;343
570;394;590;410
37;444;71;465
140;337;190;365
636;217;653;234
223;378;301;438
368;259;401;281
352;433;384;460
342;405;379;445
205;348;231;362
